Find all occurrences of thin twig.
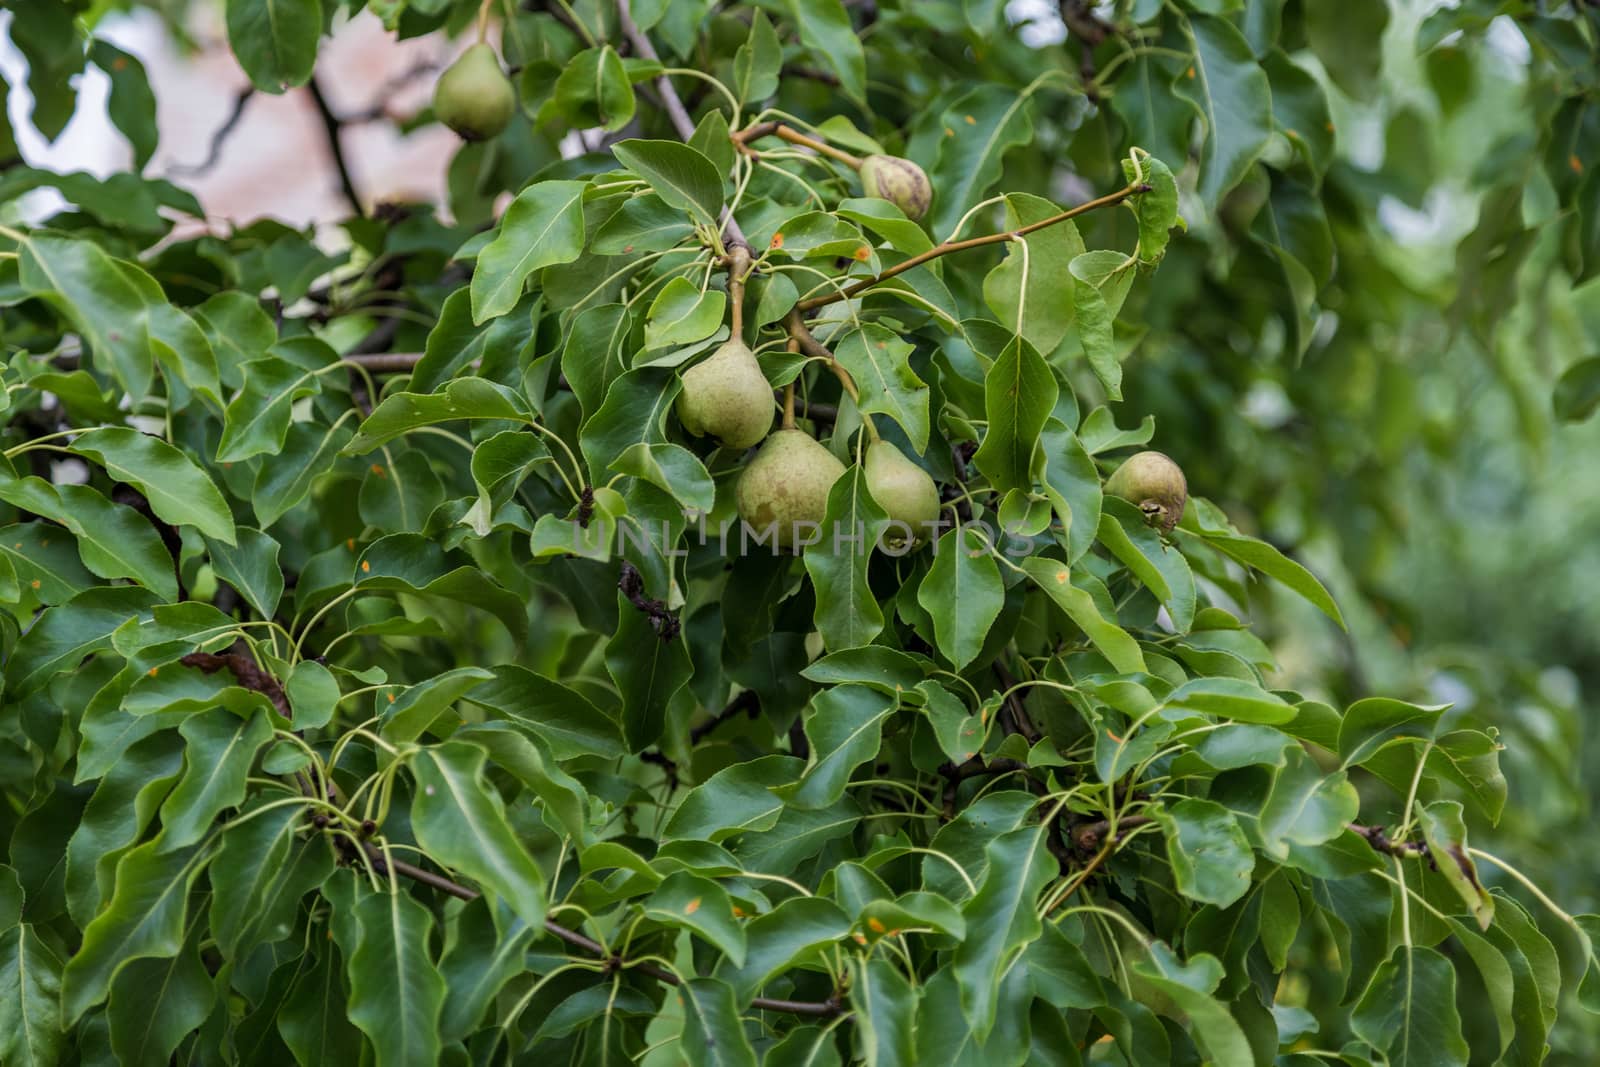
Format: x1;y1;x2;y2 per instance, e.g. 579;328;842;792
794;181;1148;311
169;87;255;176
615;0;749;251
689;690;761;745
305;76;365;217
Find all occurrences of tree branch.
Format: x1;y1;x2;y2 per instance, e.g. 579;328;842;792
169;87;255;176
618;560;680;639
305;75;365;218
615;0;749;251
689;689;761;744
794;180;1148;312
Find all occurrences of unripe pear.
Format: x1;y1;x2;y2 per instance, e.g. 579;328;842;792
735;430;846;551
676;339;774;451
433;43;517;141
864;440;939;547
859;154;932;220
1104;450;1187;534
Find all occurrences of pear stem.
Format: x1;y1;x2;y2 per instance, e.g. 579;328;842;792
475;0;492;43
786;311;877;442
727;244;751;342
782;381;797;431
796;180;1149;312
732;121;863;169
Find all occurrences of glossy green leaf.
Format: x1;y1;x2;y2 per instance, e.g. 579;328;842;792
917;527;1004;670
805;467;890;652
470;181;588;323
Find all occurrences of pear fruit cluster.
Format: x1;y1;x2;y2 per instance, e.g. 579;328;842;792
864;441;939;546
1105;450;1188;533
676;339;774;451
859;155;933;220
735;430;847;550
433;43;517;141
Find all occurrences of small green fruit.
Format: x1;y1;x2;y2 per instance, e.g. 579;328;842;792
676;339;774;451
859;154;932;221
433;43;517;141
1104;450;1188;533
735;430;846;551
864;440;939;547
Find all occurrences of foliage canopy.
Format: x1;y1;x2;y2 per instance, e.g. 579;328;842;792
1;0;1599;1064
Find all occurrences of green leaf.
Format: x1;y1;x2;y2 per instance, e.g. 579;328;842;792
721;896;851;1003
545;45;634;131
209;798;334;960
646;872;747;967
1166;677;1294;724
345;887;448;1067
1192;528;1344;629
917;527;1004;671
615;442;715;514
775;685;898;809
972;334;1056;494
1303;0;1389;103
605;590;694;751
1154;798;1254;908
0;924;65;1067
1177;15;1274;209
733;8;782;104
645;276;726;350
470;181;588;323
217;340;340;463
356;534;529;646
852;955;918;1066
610;140;724;228
344;377;530;454
679;977;760;1067
1554;355;1600;422
1337;697;1447;768
952;826;1053;1040
832;324;931;452
65;732;184;927
380;666;494;744
664;755;803;842
437;896;535;1042
463;664;625;760
1132;945;1253;1065
91;41;158;170
1257;746;1360;860
5;586;161;697
592;195;696;255
804;467;890;652
107;923;213;1067
1020;557;1146;674
279;940;363;1065
410;742;547;928
1097;500;1196;632
252;417;353;528
70;428;234;545
159;709;274;850
61;840;206;1024
205;526;284;620
781;0;866;104
982;194;1083;356
225;0;322;92
929;84;1039;237
1417;801;1494;930
0;476;177;601
1125;155;1180;265
1351;946;1470;1067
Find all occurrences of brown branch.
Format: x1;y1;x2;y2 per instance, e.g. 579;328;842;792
689;689;761;744
616;0;749;251
180;650;290;717
1351;823;1430;859
169;87;255;176
305;75;365;218
618;561;680;639
795;181;1148;312
382;856;842;1016
731;121;862;167
786;311;863;409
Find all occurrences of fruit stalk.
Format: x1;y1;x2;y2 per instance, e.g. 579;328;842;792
786;311;876;442
731;120;863;168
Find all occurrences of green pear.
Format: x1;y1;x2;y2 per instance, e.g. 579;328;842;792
433;43;517;141
735;430;846;551
1104;450;1188;533
676;339;775;451
864;440;939;547
859;154;932;220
